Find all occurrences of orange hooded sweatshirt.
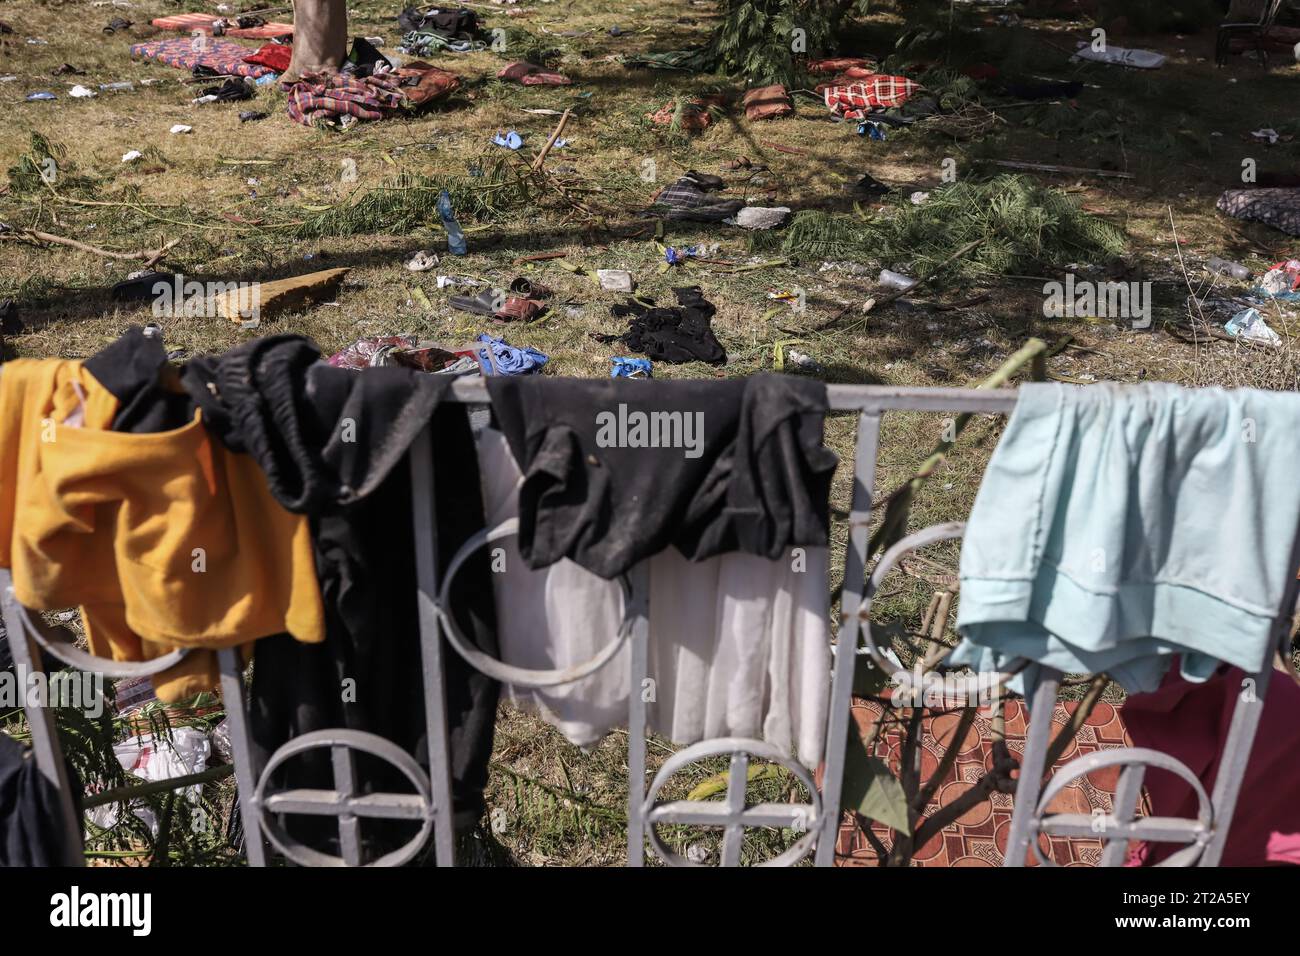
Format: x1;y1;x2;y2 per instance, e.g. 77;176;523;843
0;358;325;700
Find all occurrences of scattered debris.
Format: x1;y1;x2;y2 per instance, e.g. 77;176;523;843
1071;42;1166;69
405;250;439;272
597;269;634;293
610;356;652;379
1206;256;1250;281
879;269;919;292
1225;307;1281;347
491;130;524;150
734;206;791;230
437;189;468;255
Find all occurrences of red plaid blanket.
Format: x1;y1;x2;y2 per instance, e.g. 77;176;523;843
286;72;408;126
131;37;274;78
821;75;919;119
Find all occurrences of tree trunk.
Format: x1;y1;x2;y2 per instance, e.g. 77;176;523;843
283;0;348;83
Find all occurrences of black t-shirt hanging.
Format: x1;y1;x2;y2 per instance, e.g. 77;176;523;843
486;374;838;579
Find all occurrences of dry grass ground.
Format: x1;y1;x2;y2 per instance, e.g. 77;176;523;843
2;0;1300;865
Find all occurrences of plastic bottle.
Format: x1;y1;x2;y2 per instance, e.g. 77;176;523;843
99;82;135;92
1206;256;1250;281
879;269;919;291
437;190;467;256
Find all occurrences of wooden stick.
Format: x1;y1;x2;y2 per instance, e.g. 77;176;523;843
975;158;1135;180
531;108;572;172
8;229;179;264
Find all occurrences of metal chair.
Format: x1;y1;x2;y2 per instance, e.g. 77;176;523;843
1216;0;1287;67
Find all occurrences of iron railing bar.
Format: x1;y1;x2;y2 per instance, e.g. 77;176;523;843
332;744;363;867
720;752;750;867
217;646;268;867
1001;669;1063;866
814;412;881;866
263;791;428;818
1099;763;1146;867
446;377;1018;414
1;573;83;865
1038;815;1207;842
409;423;458;866
625;563;651;867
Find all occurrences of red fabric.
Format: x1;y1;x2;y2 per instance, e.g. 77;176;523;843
394;62;460;106
808;56;874;74
820;75;919;119
825;696;1141;866
647;95;726;131
151;12;293;39
243;43;292;73
742;84;792;121
285;71;407;126
497;61;570;85
1122;661;1300;867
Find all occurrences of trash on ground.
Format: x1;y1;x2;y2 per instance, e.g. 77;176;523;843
492;130;524;150
437;189;467;255
785;349;823;373
610;356;653;379
1207;256;1250;281
437;275;482;289
1225;307;1282;347
879;269;919;291
597;269;634;292
1071;42;1166;69
405;250;439;272
735;206;792;230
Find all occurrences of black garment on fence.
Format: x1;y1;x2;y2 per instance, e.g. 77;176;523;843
486;374;837;579
602;286;726;365
182;335;499;842
0;732;80;866
88;329;499;852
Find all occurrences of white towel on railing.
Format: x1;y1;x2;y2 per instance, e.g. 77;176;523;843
477;427;830;768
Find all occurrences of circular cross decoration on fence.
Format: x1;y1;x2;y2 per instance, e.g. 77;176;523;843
4;586;190;677
436;517;636;688
641;738;822;867
254;729;436;867
1030;748;1214;867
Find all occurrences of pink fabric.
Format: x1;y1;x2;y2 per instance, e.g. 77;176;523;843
1121;659;1300;867
496;62;570;86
